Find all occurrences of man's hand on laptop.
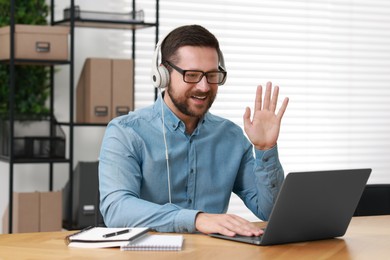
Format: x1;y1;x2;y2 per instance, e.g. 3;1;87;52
195;213;264;237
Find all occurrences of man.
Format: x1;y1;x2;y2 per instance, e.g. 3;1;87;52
98;25;289;237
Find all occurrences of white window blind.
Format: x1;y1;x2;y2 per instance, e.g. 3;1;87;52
112;0;390;221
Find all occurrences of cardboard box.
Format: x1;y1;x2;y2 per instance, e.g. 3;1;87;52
76;58;134;123
0;24;69;61
112;59;134;117
40;191;62;232
2;192;39;233
76;58;112;123
2;191;62;234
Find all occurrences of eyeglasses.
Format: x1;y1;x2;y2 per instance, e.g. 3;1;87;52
165;61;227;84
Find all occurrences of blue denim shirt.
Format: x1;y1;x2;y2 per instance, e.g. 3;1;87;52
98;95;284;233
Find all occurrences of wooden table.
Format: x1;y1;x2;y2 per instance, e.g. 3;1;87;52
1;216;390;259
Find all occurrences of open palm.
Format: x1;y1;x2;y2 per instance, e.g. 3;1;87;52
243;82;289;150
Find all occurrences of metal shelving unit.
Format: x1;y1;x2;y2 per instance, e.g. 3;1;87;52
4;0;159;233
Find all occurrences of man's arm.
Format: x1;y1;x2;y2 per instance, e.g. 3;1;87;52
194;82;288;237
194;145;284;237
98;121;200;233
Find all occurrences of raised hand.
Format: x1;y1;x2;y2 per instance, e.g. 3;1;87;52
243;82;289;150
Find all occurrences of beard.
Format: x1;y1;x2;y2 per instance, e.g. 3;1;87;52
167;86;216;118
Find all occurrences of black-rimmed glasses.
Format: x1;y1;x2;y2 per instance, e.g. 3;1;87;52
165;61;227;84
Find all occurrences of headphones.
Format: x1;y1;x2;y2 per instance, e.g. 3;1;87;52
151;31;227;89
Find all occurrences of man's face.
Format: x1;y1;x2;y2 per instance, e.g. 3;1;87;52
164;46;219;120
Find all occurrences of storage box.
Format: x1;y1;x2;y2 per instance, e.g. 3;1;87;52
0;118;66;159
76;58;134;123
76;58;112;123
0;24;69;61
40;191;62;232
112;59;134;117
2;191;62;234
2;192;40;233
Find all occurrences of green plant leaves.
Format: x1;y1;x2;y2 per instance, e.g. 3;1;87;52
0;0;50;118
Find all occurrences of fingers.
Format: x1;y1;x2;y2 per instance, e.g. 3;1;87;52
255;82;287;115
243;107;251;131
254;85;263;111
262;82;272;111
196;213;263;237
222;214;263;237
255;82;279;112
277;97;289;120
269;85;279;112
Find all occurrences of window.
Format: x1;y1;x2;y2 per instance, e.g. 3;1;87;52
116;0;390;221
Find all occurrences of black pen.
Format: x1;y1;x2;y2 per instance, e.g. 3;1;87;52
103;229;131;238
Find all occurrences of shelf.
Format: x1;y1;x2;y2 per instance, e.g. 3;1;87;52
53;19;157;30
0;155;70;164
5;0;160;233
0;59;70;65
57;122;108;127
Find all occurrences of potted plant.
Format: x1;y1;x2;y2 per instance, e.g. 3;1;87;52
0;0;50;119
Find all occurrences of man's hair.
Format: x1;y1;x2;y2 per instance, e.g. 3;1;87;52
161;25;221;66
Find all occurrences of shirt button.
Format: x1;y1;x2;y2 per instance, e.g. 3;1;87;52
188;199;192;204
190;169;194;173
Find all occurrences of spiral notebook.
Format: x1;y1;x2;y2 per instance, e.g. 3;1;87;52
120;234;184;251
66;227;150;248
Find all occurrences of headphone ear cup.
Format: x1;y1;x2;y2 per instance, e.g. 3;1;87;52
151;68;161;88
218;49;227;86
151;66;161;88
157;65;170;89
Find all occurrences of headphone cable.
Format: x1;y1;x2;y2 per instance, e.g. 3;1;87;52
159;88;172;204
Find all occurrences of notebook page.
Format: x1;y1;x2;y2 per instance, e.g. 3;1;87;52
121;234;184;251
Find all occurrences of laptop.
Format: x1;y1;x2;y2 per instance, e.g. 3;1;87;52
209;168;371;246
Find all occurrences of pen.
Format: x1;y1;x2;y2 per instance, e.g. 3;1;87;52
103;229;131;238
